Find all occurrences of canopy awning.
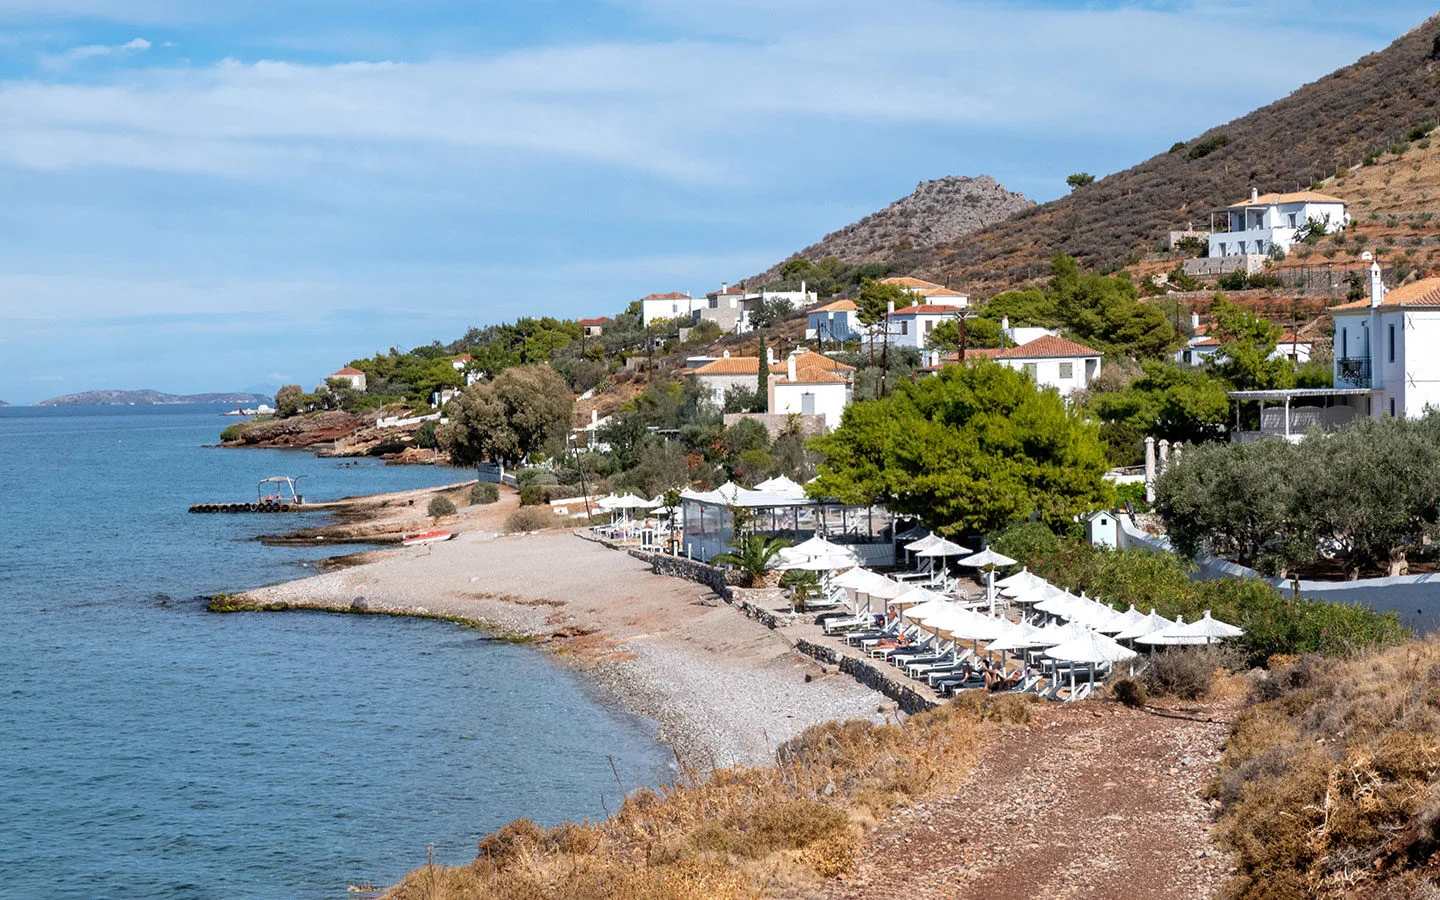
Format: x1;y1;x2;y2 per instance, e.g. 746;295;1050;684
1227;388;1370;401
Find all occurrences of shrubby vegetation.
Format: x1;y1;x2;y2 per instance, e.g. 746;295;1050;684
1157;415;1440;578
439;366;575;470
810;362;1113;534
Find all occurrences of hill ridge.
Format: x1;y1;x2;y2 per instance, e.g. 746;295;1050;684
34;389;273;407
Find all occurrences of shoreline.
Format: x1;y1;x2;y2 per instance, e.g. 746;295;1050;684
216;527;894;769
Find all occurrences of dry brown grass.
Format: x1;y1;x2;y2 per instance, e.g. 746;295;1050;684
1211;640;1440;899
384;696;1030;899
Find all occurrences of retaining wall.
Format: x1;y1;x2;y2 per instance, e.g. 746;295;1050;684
794;640;939;714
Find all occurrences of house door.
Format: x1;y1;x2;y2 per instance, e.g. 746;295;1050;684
802;393;816;415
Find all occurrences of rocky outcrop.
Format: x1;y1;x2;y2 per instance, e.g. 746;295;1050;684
222;410;363;449
757;175;1034;278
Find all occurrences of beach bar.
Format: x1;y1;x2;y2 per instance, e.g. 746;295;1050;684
680;481;895;566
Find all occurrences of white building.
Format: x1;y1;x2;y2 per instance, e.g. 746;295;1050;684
879;276;969;308
863;302;965;350
691;350;854;411
806;298;861;343
1209;189;1348;259
767;352;854;430
640;291;706;327
919;334;1102;399
330;366;366;391
698;282;820;334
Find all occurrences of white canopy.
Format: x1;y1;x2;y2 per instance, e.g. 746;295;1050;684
985;620;1047;652
1030;621;1087;647
1103;605;1147;635
895;524;931;542
997;567;1049;592
753;475;808;498
958;547;1018;569
933;608;1009;641
833;567;905;598
888;586;955;609
1045;629;1138;664
1138;611;1242;645
1035;590;1086;617
611;492;657;509
916;537;973;558
776;552;857;572
1006;582;1065;606
783;535;856;560
899;596;956;622
904;533;941;552
1114;610;1178;642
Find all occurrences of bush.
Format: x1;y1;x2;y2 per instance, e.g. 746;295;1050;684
1186;134;1229;160
427;496;457;519
1407;121;1435;142
220;422;249;442
413;421;438;449
470;482;499;505
1111;677;1148;708
518;484;545;506
504;507;560;533
1143;648;1215;700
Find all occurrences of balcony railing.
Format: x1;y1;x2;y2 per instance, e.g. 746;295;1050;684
1337;356;1372;388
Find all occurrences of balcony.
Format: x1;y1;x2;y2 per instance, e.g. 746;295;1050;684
1336;356;1372;388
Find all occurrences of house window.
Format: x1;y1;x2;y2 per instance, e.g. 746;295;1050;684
1218;242;1227;256
1059;362;1074;379
1238;241;1247;254
1340;326;1347;354
900;321;909;335
801;393;816;415
1022;363;1037;380
1388;324;1396;363
1287;212;1298;228
1390;397;1396;417
925;319;934;333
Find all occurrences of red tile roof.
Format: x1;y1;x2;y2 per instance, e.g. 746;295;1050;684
774;370;852;385
997;335;1102;359
333;366;364;376
811;299;857;313
1330;277;1440;311
1227;190;1345;209
642;291;693;300
893;304;966;316
692;353;855;377
577;316;612;326
881;276;946;290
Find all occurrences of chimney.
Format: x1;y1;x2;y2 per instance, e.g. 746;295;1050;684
591;409;598;425
1370;259;1386;308
722;350;730;358
1250;187;1259;203
787;354;797;382
1191;311;1200;330
1001;315;1010;333
765;345;775;365
887;299;895;315
721;282;728;294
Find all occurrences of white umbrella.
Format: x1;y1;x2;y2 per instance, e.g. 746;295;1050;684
997;567;1049;593
1181;609;1245;641
776;552;857;572
895;523;931;542
1035;590;1086;618
834;568;905;614
1138;613;1242;646
611;492;655;508
1113;609;1176;642
904;533;940;552
985;620;1047;652
1045;628;1138;696
915;537;973;558
754;475;805;495
958;546;1019;616
1030;621;1086;648
784;535;856;561
888;586;954;610
1102;604;1147;635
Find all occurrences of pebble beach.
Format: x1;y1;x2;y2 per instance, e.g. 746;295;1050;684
233;528;891;768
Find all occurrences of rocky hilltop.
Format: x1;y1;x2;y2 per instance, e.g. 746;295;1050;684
35;390;272;406
757;175;1034;279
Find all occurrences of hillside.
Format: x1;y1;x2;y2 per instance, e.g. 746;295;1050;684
36;390;273;406
755;175;1034;281
814;14;1440;296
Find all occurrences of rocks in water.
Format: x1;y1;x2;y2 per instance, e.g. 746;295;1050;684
351;597;369;612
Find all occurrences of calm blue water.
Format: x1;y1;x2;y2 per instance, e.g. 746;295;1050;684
0;406;670;899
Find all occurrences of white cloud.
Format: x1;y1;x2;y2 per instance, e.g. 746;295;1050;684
40;35;151;69
0;2;1388;184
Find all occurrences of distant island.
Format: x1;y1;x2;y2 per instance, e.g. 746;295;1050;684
0;400;9;407
34;390;273;407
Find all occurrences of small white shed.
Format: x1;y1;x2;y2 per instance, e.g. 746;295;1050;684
1085;510;1121;550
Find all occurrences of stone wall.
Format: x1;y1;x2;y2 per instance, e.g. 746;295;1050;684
794;639;938;714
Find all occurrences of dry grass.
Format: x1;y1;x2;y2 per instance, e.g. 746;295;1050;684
384;697;1030;899
1211;640;1440;899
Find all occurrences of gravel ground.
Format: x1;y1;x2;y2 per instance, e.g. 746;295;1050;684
236;530;888;768
823;701;1232;899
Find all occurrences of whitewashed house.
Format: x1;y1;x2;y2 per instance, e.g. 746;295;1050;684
806;298;861;343
1209;189;1348;259
863;302;965;350
639;291;706;327
330;366;367;391
767;352;854;430
919;334;1102;399
698;282;820;334
879;276;969;308
691;350;854;412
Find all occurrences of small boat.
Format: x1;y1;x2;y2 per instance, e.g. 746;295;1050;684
402;530;457;547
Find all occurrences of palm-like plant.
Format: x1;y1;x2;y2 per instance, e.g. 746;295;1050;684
710;534;791;587
780;568;820;611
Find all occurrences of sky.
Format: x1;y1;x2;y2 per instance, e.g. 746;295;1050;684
0;1;1433;404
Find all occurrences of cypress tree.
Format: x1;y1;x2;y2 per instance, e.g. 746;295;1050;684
756;337;769;412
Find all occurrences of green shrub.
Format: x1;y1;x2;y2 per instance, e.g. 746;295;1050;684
1143;648;1216;700
518;484;545;506
413;421;438;449
427;496;457;519
470;482;499;505
220;422;249;442
1186;134;1228;160
1407;121;1435;142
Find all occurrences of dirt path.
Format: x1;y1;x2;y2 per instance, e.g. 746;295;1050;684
825;702;1231;900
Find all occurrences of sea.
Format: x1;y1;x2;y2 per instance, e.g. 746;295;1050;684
0;405;671;899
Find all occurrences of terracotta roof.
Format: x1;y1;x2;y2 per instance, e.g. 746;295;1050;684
774;370;851;385
893;304;965;316
577;316;612;326
811;299;857;313
642;291;693;300
881;276;947;290
1331;277;1440;311
1227;191;1345;208
912;287;968;298
712;284;745;295
1277;332;1311;345
1190;337;1221;348
997;335;1103;360
692;353;856;377
452;354;472;362
333;366;364;376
